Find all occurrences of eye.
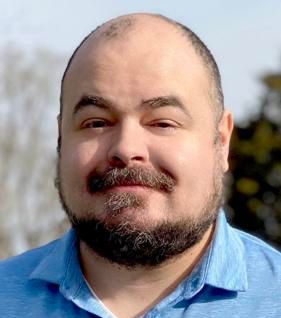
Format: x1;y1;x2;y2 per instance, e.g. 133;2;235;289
153;122;173;128
81;119;110;129
151;121;177;129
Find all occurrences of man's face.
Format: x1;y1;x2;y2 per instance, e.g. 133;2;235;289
57;20;233;267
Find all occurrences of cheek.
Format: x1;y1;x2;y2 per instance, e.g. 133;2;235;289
60;139;104;181
153;138;216;186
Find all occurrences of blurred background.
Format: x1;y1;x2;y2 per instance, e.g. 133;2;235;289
1;0;281;258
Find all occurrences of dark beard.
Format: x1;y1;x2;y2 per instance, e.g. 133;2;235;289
56;163;223;268
68;207;218;268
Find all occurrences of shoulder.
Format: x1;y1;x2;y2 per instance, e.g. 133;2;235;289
0;233;79;316
0;238;59;281
234;227;281;281
236;228;281;259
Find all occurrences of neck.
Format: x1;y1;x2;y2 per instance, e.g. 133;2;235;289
79;224;215;318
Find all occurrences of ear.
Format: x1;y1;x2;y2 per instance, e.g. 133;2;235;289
217;110;234;172
57;114;62;154
57;114;62;133
57;113;61;125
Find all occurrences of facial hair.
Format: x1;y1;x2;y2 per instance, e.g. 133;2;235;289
55;149;224;268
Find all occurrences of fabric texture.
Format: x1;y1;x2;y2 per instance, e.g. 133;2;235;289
0;210;281;317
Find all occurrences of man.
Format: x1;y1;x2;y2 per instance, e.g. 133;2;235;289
0;13;281;318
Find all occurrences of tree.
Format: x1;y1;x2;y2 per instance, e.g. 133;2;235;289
227;69;281;248
0;46;68;258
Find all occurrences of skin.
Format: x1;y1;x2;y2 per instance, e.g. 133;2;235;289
59;14;233;318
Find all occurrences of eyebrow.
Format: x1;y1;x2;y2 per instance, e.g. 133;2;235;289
72;94;192;119
141;96;192;119
73;95;113;116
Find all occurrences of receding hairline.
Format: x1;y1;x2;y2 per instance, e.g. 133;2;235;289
60;13;224;121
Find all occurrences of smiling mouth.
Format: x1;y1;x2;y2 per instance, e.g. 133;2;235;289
103;183;153;193
87;178;153;195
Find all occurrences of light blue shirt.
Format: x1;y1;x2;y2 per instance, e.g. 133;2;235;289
1;211;281;317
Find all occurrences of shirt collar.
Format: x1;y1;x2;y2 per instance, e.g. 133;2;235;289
174;210;248;302
183;210;248;298
29;229;84;296
204;210;248;291
29;230;110;316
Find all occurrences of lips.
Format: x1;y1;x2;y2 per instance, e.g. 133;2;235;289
88;177;153;193
104;183;152;192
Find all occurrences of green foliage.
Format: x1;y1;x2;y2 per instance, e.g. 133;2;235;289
227;71;281;248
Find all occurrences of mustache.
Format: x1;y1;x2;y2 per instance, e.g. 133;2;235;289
87;167;176;193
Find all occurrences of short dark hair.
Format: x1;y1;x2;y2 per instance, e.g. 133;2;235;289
59;14;224;120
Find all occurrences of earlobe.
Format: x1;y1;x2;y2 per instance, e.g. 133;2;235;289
218;111;234;171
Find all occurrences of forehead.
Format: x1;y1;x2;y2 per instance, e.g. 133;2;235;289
62;19;212;118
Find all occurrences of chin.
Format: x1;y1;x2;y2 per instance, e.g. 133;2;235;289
101;207;158;228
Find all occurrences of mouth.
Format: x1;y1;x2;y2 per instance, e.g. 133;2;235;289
99;179;154;193
104;184;152;193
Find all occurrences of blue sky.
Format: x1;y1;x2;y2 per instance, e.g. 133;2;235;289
1;0;281;122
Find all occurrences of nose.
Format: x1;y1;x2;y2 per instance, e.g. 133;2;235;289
107;121;149;168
